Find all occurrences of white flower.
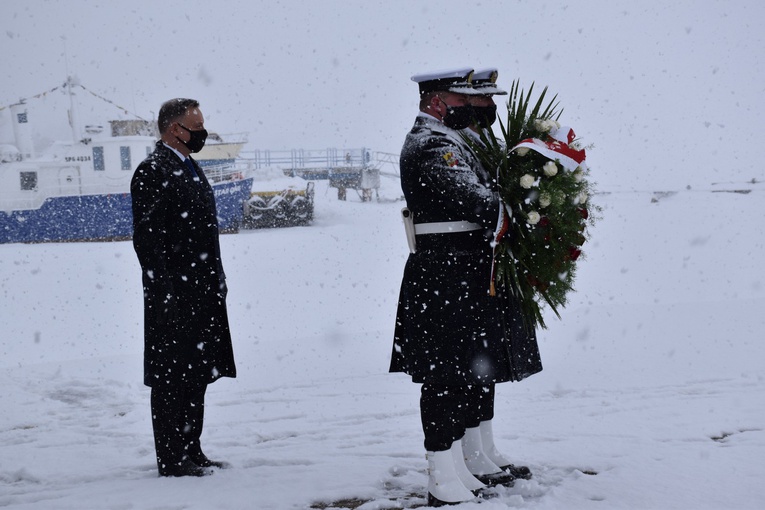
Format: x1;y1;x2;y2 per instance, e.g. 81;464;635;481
520;174;536;189
515;146;530;156
575;191;589;205
573;167;584;182
539;193;552;208
527;211;541;225
543;161;558;177
534;119;560;133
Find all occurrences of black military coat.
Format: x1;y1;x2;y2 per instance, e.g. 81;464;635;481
390;114;542;385
131;142;235;387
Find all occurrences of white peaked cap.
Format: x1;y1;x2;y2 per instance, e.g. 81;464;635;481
410;67;482;95
471;68;508;96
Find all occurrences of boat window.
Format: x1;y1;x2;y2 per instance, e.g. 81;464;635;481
20;171;38;191
120;146;131;170
93;146;105;171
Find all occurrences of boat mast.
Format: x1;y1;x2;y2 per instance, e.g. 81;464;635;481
66;75;82;143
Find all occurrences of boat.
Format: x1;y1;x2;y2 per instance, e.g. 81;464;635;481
0;79;253;244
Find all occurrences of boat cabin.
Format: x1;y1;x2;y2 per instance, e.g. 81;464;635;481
0;135;155;212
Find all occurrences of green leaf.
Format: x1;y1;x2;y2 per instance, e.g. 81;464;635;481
461;79;597;331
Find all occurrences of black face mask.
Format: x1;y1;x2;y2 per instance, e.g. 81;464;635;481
177;124;208;153
439;99;474;130
473;105;497;129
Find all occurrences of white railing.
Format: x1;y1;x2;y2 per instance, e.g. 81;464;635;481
369;151;401;177
238;148;373;170
201;163;250;183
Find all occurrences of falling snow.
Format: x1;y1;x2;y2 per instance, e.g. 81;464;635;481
1;176;764;509
1;0;765;508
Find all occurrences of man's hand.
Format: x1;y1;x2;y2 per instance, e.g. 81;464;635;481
154;288;178;325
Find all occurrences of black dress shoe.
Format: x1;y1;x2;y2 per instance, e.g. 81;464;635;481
188;453;231;469
500;463;532;480
158;459;213;477
474;470;515;487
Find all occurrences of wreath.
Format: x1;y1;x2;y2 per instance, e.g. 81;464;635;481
465;80;598;331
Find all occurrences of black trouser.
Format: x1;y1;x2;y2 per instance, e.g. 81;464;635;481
420;383;495;452
150;379;207;470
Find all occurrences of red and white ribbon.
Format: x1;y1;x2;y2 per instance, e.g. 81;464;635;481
489;201;513;296
511;125;587;172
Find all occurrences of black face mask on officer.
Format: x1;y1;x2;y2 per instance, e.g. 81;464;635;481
177;123;208;153
473;104;497;129
438;97;474;130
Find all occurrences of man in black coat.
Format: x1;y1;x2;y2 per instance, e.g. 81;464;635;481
131;98;236;477
390;69;542;505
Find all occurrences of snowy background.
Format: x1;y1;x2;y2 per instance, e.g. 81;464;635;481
2;0;765;508
2;0;765;190
1;178;764;509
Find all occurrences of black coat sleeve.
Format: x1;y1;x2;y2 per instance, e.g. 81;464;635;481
402;134;500;228
131;158;173;295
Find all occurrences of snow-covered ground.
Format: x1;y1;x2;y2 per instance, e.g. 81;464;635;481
1;175;764;509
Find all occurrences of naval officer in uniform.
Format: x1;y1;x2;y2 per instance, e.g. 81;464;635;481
390;68;542;506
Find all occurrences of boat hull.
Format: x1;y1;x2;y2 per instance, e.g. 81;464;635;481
0;178;253;244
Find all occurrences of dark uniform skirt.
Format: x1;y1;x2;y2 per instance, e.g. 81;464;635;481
390;230;542;386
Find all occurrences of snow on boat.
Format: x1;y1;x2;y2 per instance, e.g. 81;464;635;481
0;106;252;244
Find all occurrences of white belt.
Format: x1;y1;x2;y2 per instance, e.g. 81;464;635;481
414;220;482;235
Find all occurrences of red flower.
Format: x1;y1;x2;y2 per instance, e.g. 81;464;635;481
578;207;589;219
526;274;550;292
539;216;550;227
568;246;582;261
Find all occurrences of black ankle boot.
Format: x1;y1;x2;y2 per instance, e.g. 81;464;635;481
474;470;515;487
501;463;532;480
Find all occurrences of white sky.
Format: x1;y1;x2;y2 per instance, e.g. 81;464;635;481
2;0;764;190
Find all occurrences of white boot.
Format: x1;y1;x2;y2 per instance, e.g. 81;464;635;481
461;426;502;475
479;419;512;467
450;439;486;492
479;420;532;479
426;450;475;505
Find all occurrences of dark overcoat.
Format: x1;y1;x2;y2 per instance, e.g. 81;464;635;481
390;114;542;385
131;141;235;387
